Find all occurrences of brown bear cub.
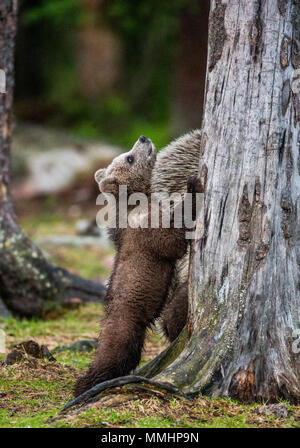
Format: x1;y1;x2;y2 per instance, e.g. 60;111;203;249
74;136;202;396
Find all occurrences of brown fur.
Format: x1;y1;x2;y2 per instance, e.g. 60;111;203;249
151;130;202;198
74;137;201;396
160;281;188;342
151;130;202;343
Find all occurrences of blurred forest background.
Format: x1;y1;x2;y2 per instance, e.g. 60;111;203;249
15;0;208;146
10;0;209;284
2;0;209;303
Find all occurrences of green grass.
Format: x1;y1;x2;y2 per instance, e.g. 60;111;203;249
2;304;102;341
17;206;113;281
0;208;299;428
0;304;299;428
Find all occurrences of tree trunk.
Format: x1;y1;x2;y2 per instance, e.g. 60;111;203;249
141;0;300;403
0;0;106;317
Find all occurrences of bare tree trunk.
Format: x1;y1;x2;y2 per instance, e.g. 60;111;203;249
0;0;105;316
140;0;300;403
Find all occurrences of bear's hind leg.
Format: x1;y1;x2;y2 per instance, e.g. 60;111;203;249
74;305;147;397
160;281;188;342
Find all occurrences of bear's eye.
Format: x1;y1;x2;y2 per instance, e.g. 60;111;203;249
127;156;134;165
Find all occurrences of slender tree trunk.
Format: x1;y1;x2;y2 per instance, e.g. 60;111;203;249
0;0;106;317
140;0;300;403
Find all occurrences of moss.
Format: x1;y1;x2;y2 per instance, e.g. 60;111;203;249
0;304;299;428
137;326;188;378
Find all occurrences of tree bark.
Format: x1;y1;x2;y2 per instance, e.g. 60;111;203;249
141;0;300;403
0;0;106;316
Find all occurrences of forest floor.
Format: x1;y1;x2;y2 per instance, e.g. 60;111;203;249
0;201;299;428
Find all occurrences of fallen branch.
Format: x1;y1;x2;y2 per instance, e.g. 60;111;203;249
62;375;192;411
0;246;107;316
54;266;106;304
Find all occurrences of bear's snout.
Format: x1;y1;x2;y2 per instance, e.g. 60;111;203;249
139;135;151;144
95;168;105;184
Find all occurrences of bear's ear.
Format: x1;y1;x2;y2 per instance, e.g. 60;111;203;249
99;176;119;195
94;168;106;184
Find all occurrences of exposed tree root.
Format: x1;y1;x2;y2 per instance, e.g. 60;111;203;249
62;375;192;411
135;326;188;378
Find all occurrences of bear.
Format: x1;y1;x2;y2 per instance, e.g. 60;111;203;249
74;135;202;396
151;130;202;343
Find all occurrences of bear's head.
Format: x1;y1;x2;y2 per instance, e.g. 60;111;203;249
95;135;156;195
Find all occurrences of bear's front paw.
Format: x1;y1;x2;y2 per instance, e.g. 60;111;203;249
187;175;204;194
99;176;119;195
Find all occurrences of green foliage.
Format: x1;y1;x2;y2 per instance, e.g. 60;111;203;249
102;0;180;123
21;0;85;27
121;120;170;150
15;0;197;147
103;0;202;34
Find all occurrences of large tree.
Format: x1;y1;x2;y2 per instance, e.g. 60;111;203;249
149;0;300;403
91;0;299;405
0;0;105;317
